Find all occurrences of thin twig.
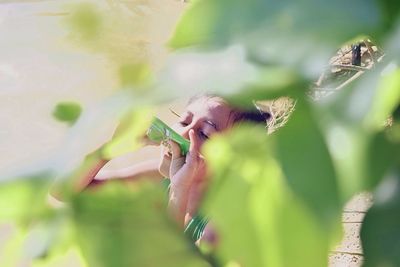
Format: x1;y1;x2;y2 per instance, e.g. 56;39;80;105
334;70;365;91
331;64;370;71
315;71;326;87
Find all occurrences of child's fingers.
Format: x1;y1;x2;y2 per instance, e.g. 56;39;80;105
167;140;186;177
187;129;201;164
169;156;186;178
188;129;201;154
168;140;182;160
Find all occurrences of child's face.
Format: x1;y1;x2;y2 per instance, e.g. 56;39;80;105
158;96;234;177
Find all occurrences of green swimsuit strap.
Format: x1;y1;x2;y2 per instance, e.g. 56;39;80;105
184;215;209;241
162;178;209;241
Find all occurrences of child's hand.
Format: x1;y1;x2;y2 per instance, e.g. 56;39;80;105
169;129;205;187
167;129;207;225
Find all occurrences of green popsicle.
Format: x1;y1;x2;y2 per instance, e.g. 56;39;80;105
146;117;190;155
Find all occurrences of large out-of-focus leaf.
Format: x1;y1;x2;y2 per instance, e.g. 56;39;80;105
169;0;381;78
66;3;103;41
101;108;153;160
0;176;59;266
323;62;399;131
366;130;400;189
365;67;400;130
321;122;369;200
32;246;86;267
275;100;341;226
0;175;52;225
226;67;307;108
71;181;209;267
361;170;400;267
385;23;400;65
158;45;257;98
311;63;400;195
170;0;380;49
118;63;153;88
63;1;177;88
203;125;338;267
377;0;400;32
159;45;305;107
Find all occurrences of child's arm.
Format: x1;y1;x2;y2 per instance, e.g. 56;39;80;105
94;159;162;182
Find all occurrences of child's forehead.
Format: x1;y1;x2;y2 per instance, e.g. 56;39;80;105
187;97;229;114
186;97;233;129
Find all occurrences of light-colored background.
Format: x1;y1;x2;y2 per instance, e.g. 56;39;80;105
0;0;186;176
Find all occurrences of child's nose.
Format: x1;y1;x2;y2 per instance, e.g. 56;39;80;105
178;127;190;140
171;123;190;140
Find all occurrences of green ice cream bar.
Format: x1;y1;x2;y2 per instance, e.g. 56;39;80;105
146;117;190;155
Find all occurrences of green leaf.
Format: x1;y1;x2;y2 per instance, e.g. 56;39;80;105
366;131;400;189
226;67;307;108
169;0;385;83
365;68;400;130
377;0;400;33
71;181;209;267
52;102;82;125
361;171;400;267
311;65;400;195
0;175;52;225
0;177;74;266
66;3;103;41
275;100;341;226
101;108;153;159
170;0;381;53
322;64;399;132
203;125;339;267
118;63;153;89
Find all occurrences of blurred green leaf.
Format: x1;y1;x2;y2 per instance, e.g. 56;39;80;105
366;130;400;189
0;223;26;267
66;3;103;41
171;0;380;49
203;125;339;267
311;64;400;195
119;63;153;89
170;0;382;77
275;100;341;226
4;0;400;266
72;181;210;267
361;171;400;267
0;176;74;267
321;122;369;200
0;175;52;225
161;45;307;108
52;102;82;125
321;63;399;131
377;0;400;32
101;108;153;159
226;67;307;108
365;68;400;130
32;245;86;267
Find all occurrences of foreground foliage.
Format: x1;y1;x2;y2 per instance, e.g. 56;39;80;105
1;0;400;266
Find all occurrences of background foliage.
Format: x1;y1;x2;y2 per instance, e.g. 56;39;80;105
1;0;400;266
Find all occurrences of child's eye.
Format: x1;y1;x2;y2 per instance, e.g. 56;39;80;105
199;131;209;140
180;121;189;127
